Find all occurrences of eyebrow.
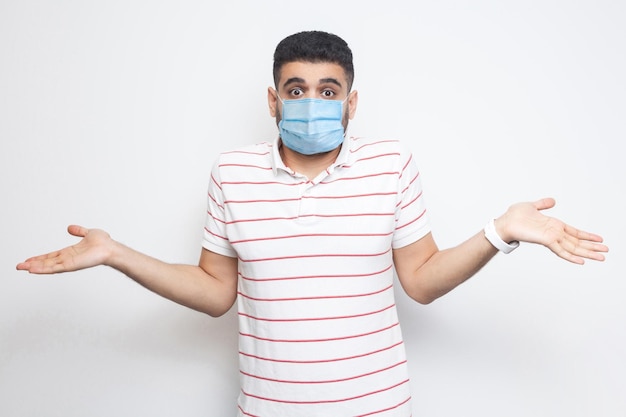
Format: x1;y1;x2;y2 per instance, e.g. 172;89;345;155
282;77;343;89
320;77;342;88
282;77;306;89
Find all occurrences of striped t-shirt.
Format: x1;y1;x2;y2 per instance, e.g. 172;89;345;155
202;136;430;416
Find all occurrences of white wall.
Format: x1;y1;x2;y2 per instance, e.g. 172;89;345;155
1;1;624;416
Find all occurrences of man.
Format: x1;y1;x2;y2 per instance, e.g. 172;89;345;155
17;31;608;416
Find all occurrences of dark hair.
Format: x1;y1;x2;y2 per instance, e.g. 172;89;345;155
273;31;354;91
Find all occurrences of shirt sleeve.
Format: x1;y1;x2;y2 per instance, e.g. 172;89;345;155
201;157;237;258
392;143;431;249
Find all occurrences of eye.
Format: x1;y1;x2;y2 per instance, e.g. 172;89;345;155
321;89;335;98
289;88;304;98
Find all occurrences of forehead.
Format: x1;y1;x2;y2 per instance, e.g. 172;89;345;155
277;61;348;90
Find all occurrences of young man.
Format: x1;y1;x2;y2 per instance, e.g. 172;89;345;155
17;31;608;416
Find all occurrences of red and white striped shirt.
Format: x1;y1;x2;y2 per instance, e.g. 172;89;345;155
203;136;430;416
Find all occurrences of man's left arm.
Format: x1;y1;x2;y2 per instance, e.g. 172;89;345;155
392;197;608;304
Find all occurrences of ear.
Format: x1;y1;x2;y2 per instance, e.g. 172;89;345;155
347;90;359;120
268;87;279;117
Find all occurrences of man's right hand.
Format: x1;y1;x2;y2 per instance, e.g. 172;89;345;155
16;225;113;274
16;225;239;316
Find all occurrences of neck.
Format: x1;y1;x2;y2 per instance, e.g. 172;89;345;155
279;141;342;180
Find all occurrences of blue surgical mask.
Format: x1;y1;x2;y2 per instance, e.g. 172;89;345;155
278;95;348;155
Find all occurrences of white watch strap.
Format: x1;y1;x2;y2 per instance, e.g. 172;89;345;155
484;218;519;254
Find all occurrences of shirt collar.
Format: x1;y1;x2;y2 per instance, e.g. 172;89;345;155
271;134;353;177
271;136;289;176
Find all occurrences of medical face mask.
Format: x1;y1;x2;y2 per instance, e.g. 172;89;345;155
278;95;348;155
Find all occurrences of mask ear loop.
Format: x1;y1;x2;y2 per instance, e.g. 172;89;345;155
341;94;351;138
275;92;284;119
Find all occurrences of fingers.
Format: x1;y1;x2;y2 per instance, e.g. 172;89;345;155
533;197;556;211
16;251;54;271
558;243;606;264
564;224;605;244
16;225;87;273
67;225;88;238
15;261;31;271
548;225;609;264
564;224;609;256
16;250;65;274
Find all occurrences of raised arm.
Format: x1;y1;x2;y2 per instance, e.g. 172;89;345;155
393;198;609;305
16;225;238;317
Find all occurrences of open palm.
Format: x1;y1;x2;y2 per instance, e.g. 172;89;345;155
16;225;113;274
504;198;607;264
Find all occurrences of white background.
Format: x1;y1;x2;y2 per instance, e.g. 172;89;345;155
1;1;624;416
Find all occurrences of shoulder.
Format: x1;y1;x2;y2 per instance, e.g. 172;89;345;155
211;141;275;172
216;141;274;164
210;141;276;184
346;136;415;167
348;136;412;155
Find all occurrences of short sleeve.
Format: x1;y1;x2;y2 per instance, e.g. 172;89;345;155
202;157;237;258
392;144;430;249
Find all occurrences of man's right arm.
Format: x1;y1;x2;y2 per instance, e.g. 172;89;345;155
16;225;238;317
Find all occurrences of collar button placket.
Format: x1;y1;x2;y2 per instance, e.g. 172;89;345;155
296;180;317;225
